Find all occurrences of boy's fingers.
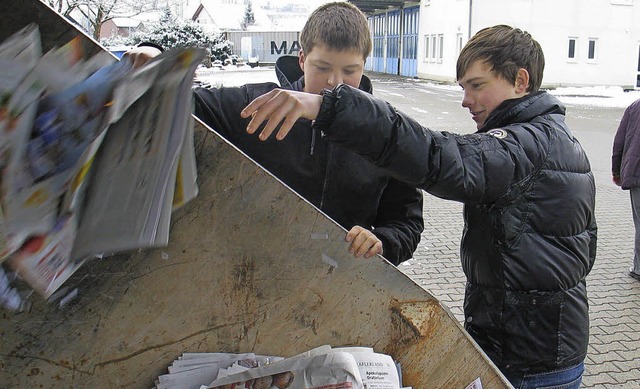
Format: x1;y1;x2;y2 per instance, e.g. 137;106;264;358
355;236;380;257
241;91;275;118
246;91;286;135
257;97;297;140
243;89;318;141
275;115;299;140
345;226;383;259
345;226;363;243
245;96;277;135
363;242;383;259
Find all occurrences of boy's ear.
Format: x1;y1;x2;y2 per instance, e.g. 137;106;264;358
298;50;306;72
515;68;530;93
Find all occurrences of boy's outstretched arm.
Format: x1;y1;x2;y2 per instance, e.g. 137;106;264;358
241;89;322;141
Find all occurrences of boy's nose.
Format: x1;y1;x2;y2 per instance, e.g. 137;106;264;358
327;73;343;86
461;91;472;108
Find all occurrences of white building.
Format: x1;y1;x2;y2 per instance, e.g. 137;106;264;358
351;0;640;89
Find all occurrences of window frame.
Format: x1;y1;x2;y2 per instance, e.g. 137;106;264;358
587;38;598;62
567;37;579;62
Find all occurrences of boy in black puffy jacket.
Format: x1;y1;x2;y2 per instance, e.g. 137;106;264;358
244;24;597;389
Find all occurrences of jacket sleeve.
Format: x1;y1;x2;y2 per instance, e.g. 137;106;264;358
372;180;424;265
612;104;631;177
315;84;546;205
193;86;251;141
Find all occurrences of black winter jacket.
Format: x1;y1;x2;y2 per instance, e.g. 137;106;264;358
192;59;424;265
314;85;597;377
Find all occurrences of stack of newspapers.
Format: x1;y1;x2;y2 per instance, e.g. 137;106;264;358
0;25;204;308
154;345;415;389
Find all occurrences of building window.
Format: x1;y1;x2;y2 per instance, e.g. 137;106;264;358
587;38;597;61
424;35;430;60
568;37;578;61
456;33;463;55
431;35;437;60
438;34;444;60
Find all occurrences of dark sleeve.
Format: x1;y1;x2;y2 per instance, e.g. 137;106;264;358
193;83;281;141
612;104;632;176
193;86;250;140
372;179;424;265
315;84;545;205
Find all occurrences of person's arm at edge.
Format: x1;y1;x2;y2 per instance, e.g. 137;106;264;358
612;104;632;186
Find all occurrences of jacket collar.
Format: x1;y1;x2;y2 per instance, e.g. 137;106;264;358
479;91;565;132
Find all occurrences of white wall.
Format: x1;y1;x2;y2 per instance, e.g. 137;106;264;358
417;0;640;89
416;0;469;82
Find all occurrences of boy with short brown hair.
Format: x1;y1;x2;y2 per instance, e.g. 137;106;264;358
127;2;424;265
243;24;597;388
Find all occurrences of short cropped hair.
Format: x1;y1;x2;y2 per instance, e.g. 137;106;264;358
300;2;372;59
456;25;545;92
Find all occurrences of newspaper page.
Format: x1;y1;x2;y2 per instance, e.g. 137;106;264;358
214;345;333;381
0;34;135;297
0;24;203;300
0;25;43;260
333;347;401;389
70;47;204;259
156;353;281;389
206;351;365;389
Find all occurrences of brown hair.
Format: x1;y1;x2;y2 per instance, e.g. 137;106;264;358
300;2;372;59
456;25;545;92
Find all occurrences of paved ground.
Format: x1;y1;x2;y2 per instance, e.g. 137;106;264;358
365;73;640;388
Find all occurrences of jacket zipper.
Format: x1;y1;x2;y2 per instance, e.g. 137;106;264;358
310;126;316;155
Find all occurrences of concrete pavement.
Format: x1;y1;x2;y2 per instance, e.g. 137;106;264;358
366;73;640;388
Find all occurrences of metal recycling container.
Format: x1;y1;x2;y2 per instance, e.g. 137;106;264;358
0;2;512;388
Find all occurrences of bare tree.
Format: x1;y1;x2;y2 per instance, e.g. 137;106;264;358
42;0;177;40
41;0;80;16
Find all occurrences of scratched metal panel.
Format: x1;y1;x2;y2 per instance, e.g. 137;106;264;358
0;3;511;388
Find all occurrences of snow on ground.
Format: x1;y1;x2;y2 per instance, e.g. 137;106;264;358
195;66;640;109
195;64;278;87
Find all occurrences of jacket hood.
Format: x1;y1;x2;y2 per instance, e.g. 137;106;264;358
480;91;565;132
275;55;373;93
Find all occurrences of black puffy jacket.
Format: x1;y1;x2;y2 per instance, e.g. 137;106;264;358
315;85;597;377
192;59;424;265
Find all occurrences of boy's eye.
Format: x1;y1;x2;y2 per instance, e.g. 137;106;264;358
316;66;330;72
344;69;356;76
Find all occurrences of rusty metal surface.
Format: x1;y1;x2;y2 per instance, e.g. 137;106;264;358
0;3;511;388
0;121;510;388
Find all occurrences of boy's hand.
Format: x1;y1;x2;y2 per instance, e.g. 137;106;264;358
122;46;162;68
241;89;322;141
346;226;383;259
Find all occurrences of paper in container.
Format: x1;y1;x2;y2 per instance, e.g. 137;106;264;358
207;351;364;389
